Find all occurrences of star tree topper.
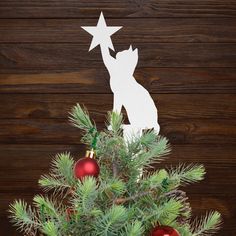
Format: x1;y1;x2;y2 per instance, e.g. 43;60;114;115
81;12;122;51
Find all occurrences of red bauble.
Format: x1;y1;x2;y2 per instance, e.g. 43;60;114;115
150;225;180;236
74;150;100;180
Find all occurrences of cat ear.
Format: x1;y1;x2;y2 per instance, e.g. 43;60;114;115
133;48;138;56
129;45;133;51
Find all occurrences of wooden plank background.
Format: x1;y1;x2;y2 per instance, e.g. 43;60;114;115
0;1;236;235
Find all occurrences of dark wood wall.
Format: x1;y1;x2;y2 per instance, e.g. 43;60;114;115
0;1;236;235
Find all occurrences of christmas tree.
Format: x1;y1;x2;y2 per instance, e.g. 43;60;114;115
9;103;222;236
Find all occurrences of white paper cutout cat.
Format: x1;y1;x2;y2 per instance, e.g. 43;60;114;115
82;12;160;141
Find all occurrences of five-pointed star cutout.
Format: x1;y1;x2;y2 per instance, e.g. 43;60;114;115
81;12;122;51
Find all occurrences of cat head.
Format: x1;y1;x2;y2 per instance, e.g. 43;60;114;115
115;45;138;75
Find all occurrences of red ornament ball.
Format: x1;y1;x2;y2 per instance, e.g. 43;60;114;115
150;225;180;236
74;151;100;180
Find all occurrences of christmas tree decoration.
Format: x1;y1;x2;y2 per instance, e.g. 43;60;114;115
81;11;122;51
74;150;100;180
150;225;180;236
9;12;222;236
82;12;160;142
9;105;222;236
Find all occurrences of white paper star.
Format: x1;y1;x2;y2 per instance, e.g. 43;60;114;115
81;12;122;51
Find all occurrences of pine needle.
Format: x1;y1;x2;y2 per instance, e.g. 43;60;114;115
69;103;94;131
51;152;75;185
169;163;206;187
41;221;59;236
125;220;144;236
192;211;222;236
9;200;39;234
38;152;75;195
96;205;128;235
73;177;98;214
33;195;62;220
107;111;123;134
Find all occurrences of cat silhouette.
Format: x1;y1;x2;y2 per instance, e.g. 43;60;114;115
100;44;160;140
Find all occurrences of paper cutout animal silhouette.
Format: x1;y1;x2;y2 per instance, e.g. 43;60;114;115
82;12;160;141
100;44;160;140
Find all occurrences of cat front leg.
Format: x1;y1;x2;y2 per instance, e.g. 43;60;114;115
113;94;122;114
100;44;115;72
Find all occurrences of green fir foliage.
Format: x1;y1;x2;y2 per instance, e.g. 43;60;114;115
9;104;222;235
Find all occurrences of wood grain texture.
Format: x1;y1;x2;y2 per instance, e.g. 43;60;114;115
1;18;236;43
1;43;236;71
0;1;236;235
1;68;236;94
0;0;236;18
0;94;235;119
0;118;235;145
1;144;235;169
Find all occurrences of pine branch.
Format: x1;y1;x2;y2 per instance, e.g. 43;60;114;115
127;131;170;160
149;136;171;161
191;211;222;236
100;178;126;200
107;111;123;134
95;205;128;235
9;200;39;235
51;152;75;185
131;136;171;169
140;130;159;148
168;164;206;187
143;198;183;226
114;190;153;204
125;221;144;236
159;199;183;219
69;103;94;131
39;153;75;195
41;221;59;236
69;103;99;148
142;169;169;189
164;190;192;224
39;175;71;194
33;195;62;221
73;177;98;214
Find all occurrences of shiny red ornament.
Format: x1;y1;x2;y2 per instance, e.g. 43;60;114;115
150;225;180;236
74;150;100;180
